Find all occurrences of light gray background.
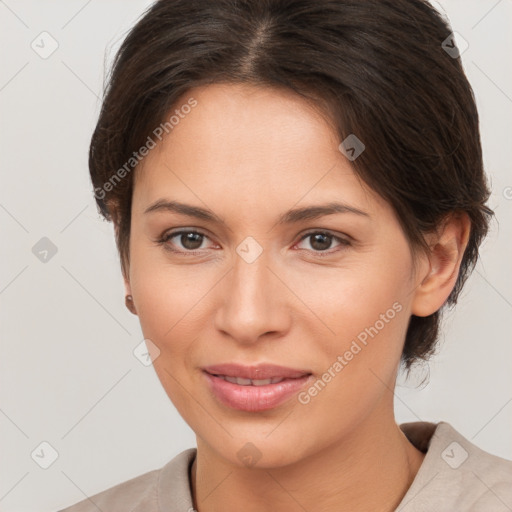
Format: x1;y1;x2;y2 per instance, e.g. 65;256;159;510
0;1;511;510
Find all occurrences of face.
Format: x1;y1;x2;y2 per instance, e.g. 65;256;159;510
126;83;426;468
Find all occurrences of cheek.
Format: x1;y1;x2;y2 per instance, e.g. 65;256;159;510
320;287;407;392
290;256;412;346
128;246;209;359
294;250;414;404
129;259;210;415
294;288;408;442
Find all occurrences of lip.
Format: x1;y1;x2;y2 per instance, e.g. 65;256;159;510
202;363;311;380
202;363;313;412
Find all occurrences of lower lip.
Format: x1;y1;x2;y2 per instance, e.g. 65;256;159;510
203;372;313;412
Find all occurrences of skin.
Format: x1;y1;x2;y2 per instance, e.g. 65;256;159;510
121;83;470;512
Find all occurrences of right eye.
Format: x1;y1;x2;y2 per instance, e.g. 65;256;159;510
157;229;215;254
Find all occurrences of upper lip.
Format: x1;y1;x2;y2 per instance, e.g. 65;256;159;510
202;363;311;380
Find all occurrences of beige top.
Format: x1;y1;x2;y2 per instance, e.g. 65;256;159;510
59;421;512;511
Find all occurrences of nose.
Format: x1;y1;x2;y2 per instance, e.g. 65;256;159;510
214;245;292;345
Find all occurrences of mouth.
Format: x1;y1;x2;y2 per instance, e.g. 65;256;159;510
202;363;313;411
202;362;311;380
206;374;291;386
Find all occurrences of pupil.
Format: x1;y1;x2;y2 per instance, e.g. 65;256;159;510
182;232;203;250
311;233;331;251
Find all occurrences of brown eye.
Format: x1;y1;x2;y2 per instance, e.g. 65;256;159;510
296;231;350;254
160;230;210;253
309;233;333;251
178;232;204;250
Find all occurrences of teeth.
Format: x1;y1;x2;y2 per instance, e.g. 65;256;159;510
218;375;286;386
224;376;252;385
251;378;273;386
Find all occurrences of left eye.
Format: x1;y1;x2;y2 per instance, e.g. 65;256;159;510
295;232;349;252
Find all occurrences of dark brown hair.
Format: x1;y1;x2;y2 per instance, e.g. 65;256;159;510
89;0;493;371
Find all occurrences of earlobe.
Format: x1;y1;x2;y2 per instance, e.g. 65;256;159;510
115;219;137;316
123;275;138;316
411;213;471;317
125;294;138;315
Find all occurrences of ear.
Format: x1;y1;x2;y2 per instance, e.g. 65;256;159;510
113;219;138;316
124;277;138;316
411;212;471;317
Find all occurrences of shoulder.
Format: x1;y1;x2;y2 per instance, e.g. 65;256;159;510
398;421;512;511
434;421;512;489
57;448;197;512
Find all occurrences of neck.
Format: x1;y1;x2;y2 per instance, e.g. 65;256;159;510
190;411;425;512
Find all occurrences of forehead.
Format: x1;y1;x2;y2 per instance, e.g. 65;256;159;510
139;83;339;167
132;83;384;218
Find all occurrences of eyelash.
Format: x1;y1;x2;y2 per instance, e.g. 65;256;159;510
155;229;351;257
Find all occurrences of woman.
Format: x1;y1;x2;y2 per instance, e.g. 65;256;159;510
60;0;512;510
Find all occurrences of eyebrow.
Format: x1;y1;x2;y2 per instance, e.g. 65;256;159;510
144;199;369;225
